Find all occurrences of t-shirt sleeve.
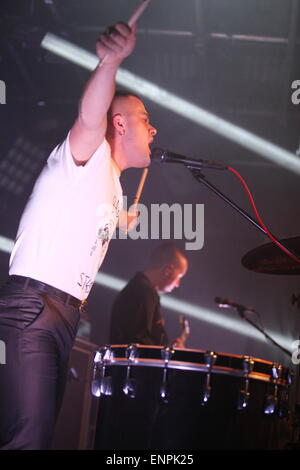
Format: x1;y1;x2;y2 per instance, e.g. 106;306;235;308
46;132;111;180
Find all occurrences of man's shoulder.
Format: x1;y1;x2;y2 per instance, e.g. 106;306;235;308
129;272;154;289
118;272;157;299
47;133;111;169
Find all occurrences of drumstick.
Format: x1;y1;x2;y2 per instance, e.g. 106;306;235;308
132;168;149;209
124;1;152;210
100;0;152;67
120;168;148;233
128;0;151;27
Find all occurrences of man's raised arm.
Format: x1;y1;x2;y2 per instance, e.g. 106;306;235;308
69;22;136;165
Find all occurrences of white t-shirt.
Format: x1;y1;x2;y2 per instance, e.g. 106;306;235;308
9;133;123;300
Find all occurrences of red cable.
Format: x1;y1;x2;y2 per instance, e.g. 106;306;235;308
228;166;300;266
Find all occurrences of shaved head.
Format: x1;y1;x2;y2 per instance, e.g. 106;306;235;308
146;242;187;270
106;92;140;139
106;90;156;170
144;242;188;294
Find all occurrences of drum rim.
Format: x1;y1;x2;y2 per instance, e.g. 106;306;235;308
107;358;276;380
109;344;287;368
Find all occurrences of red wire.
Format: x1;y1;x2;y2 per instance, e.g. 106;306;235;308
228;166;300;266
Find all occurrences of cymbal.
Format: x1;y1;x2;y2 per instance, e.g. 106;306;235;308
242;236;300;275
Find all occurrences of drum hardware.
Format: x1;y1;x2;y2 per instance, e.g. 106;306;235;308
93;346;292;449
122;344;139;398
201;351;217;405
237;356;255;410
264;363;282;414
160;347;175;403
286;369;294;386
280;370;293;417
91;345;114;397
264;388;278;415
278;389;290;418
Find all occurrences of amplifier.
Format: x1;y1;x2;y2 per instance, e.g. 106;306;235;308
51;336;99;449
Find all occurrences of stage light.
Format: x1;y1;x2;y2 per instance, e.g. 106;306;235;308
0;236;14;254
41;33;98;70
0;137;46;196
96;271;126;291
41;33;300;175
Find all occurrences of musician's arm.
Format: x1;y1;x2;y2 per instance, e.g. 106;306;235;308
69;23;136;165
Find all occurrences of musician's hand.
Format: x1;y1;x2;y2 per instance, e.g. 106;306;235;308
96;22;137;65
118;209;139;233
172;338;185;349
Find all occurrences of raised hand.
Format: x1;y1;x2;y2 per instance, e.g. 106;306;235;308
96;22;137;66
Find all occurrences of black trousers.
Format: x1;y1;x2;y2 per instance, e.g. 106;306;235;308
0;278;80;449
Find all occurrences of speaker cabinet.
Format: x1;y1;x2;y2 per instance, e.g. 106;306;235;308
51;336;99;449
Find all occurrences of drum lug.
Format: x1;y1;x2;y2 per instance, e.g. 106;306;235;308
202;380;211;404
125;343;139;362
263;363;284;415
201;351;217;405
161;346;175;363
242;356;254;375
91;345;114;398
272;363;282;380
264;364;293;417
278;389;290;418
264;389;278;415
160;368;169;403
122;344;139;399
237;390;250;410
286;369;293;386
204;351;217;368
237;357;254;411
160;347;175;403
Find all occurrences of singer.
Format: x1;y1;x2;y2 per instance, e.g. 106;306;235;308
109;243;188;347
0;20;157;449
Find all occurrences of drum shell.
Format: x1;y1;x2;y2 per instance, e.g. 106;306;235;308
93;346;291;450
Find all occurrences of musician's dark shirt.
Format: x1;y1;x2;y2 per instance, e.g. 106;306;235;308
109;272;167;345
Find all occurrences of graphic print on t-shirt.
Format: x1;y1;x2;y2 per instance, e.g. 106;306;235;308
77;196;121;296
77;273;93;295
89;195;121;256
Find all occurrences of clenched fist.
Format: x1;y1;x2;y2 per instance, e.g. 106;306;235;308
96;22;137;66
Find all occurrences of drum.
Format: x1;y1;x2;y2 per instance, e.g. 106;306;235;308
91;345;292;450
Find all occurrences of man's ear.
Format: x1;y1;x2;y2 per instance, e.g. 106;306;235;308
112;113;125;135
163;264;174;277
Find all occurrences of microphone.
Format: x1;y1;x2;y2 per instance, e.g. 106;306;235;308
215;297;255;314
152;148;227;170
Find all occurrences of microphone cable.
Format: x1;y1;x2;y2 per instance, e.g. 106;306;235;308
228;166;300;266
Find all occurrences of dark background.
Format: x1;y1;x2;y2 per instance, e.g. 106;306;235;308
0;0;300;369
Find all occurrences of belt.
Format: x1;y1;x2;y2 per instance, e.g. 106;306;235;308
8;275;87;313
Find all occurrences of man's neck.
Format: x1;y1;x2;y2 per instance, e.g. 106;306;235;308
108;136;125;173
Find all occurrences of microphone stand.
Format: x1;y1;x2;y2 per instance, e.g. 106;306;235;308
234;305;292;358
189;167;300;261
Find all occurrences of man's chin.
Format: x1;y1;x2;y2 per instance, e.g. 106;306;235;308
161;286;172;294
136;155;151;168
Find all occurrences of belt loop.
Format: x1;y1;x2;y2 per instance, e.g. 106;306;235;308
64;294;70;306
24;277;30;289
